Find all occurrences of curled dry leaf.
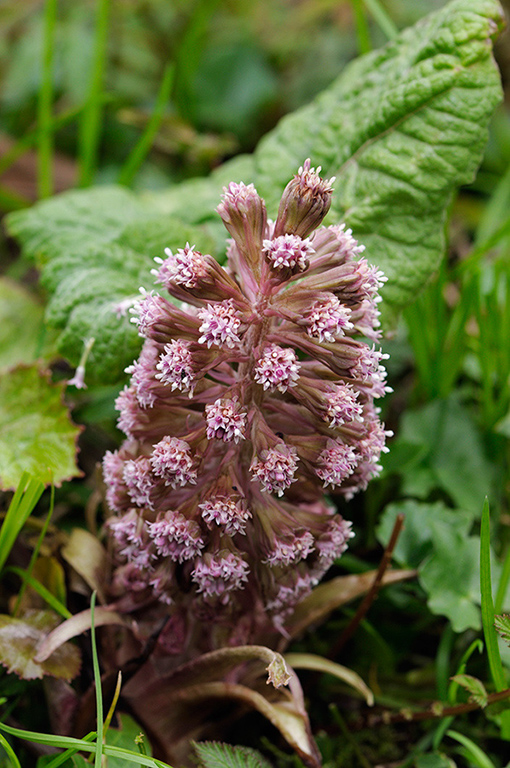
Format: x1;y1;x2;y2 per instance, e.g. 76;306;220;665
35;607;128;663
283;567;417;644
0;610;80;681
122;645;320;766
284;653;374;706
61;527;109;603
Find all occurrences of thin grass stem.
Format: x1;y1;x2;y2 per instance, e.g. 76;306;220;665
350;0;372;54
37;0;58;199
0;474;45;574
363;0;398;39
495;543;510;614
480;498;510;738
40;731;97;768
0;732;22;768
13;483;55;617
456;213;510;275
329;704;372;768
432;638;483;749
78;0;110;187
5;566;71;619
90;591;104;768
0;722;174;766
435;623;454;702
118;64;174;186
0;186;31;212
446;729;496;768
103;672;122;734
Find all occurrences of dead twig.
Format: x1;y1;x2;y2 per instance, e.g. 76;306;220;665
330;514;405;658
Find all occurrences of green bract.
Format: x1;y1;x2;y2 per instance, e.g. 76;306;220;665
6;0;504;384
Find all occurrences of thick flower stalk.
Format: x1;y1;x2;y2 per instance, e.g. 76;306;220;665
103;160;391;647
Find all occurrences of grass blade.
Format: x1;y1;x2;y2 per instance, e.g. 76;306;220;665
495;543;510;614
0;722;97;750
78;0;110;186
37;0;58;199
90;592;103;768
435;623;454;702
0;732;22;768
5;566;71;619
0;722;174;766
432;638;484;749
446;729;496;768
351;0;372;54
480;498;510;738
13;483;56;617
0;186;31;213
456;213;510;275
42;731;97;768
363;0;398;40
0;474;45;574
103;672;122;734
0;105;83;179
118;64;175;186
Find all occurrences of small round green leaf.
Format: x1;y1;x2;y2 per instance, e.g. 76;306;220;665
0;364;82;490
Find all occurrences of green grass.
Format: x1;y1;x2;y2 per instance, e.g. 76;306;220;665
0;473;44;575
78;0;110;187
37;0;58;199
118;64;175;186
480;498;510;739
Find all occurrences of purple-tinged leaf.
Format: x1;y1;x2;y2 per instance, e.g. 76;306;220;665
0;610;80;681
61;528;108;603
35;607;128;663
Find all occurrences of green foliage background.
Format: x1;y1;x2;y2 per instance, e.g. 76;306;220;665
1;0;510;766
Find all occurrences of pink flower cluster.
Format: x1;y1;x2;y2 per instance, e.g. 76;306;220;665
103;160;391;643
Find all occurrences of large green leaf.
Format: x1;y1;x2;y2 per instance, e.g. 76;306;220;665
0;364;82;490
396;397;494;513
156;0;504;312
258;0;503;309
5;0;503;383
419;520;501;632
6;188;215;384
376;499;474;569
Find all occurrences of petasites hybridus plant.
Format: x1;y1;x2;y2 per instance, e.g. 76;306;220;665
103;161;391;647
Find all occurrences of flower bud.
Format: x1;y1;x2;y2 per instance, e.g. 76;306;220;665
274;159;334;239
217;182;267;278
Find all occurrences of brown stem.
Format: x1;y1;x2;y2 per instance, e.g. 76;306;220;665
330;514;405;658
365;687;510;727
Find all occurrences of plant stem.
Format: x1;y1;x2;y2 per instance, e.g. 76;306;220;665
351;0;372;54
367;686;510;727
331;513;404;656
37;0;58;199
78;0;110;187
364;0;398;40
118;64;174;186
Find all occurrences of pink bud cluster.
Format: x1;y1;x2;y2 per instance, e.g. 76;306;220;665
103;160;391;645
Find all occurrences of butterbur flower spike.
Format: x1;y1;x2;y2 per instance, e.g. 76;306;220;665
104;159;391;648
